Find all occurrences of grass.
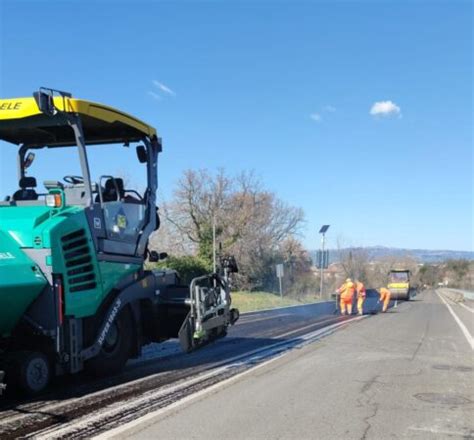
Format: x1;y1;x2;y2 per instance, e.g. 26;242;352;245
231;291;320;313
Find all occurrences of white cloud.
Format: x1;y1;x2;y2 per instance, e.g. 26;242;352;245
147;91;162;101
309;105;336;123
152;80;176;96
370;100;401;117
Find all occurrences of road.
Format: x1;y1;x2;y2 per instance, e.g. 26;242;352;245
0;298;375;438
109;290;474;440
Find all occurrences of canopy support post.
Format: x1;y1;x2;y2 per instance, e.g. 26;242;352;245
67;116;93;207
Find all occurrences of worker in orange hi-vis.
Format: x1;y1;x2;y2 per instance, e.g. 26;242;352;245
337;278;356;315
355;280;366;315
379;287;391;312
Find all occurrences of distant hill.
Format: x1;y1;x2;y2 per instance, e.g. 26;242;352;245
310;246;474;264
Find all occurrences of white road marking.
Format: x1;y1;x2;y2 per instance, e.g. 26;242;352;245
277;316;342;338
93;317;364;440
437;291;474;350
441;290;474;313
409;426;469;436
458;302;474;313
237;314;292;324
36;317;363;439
442;293;458;305
0;307;332;428
94;356;289;440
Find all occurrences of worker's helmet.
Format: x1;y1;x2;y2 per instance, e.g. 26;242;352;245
346;278;352;282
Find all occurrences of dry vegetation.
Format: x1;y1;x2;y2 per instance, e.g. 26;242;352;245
150;168;473;299
151;169;315;293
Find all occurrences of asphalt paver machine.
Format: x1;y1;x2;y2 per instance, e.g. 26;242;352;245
0;88;239;394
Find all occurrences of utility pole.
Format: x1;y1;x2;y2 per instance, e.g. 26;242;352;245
318;225;330;298
212;215;217;273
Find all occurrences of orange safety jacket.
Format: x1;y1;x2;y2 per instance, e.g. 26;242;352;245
356;282;366;298
338;282;356;300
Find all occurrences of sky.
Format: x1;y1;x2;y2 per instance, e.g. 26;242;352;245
0;0;472;252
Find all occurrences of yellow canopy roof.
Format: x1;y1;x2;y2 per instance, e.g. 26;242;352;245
0;96;157;147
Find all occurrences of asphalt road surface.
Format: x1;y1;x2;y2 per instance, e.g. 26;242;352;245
0;298;364;438
111;290;474;440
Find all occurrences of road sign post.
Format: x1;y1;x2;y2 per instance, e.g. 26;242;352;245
276;263;284;298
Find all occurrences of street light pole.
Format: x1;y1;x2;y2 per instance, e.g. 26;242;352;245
318;225;330;299
212;214;217;273
319;233;325;298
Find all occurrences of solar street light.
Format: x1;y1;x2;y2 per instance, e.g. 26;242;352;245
319;225;330;298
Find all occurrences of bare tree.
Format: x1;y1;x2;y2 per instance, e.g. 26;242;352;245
368;255;419;288
335;237;370;284
160;168;305;290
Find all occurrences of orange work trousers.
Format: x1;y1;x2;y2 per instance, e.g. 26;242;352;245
382;293;391;312
340;297;353;315
357;296;365;315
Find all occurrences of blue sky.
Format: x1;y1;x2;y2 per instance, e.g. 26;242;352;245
0;0;472;251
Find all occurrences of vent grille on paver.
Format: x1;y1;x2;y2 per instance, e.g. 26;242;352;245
61;229;96;292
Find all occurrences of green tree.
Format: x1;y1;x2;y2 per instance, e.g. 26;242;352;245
444;259;470;288
418;264;440;287
153;255;212;285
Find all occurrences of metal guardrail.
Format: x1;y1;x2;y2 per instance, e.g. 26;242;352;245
246;295;396;316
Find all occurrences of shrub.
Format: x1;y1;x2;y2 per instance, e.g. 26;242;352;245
152;255;212;285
